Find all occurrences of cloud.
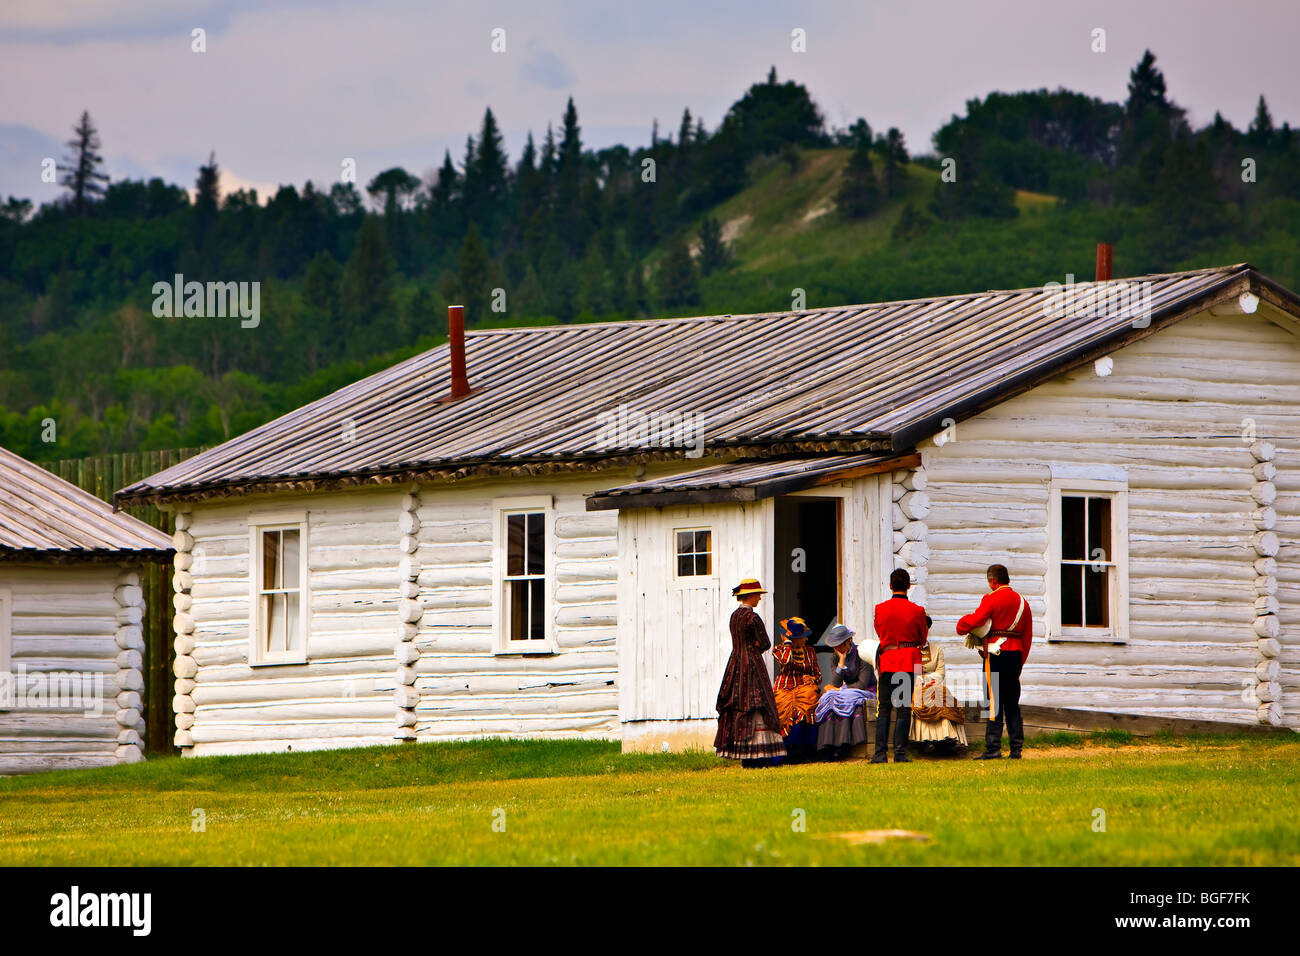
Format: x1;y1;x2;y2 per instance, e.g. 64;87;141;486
0;0;317;44
521;41;575;91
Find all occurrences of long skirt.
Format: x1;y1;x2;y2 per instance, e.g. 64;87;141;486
715;709;786;760
910;715;968;746
774;682;820;735
817;694;876;751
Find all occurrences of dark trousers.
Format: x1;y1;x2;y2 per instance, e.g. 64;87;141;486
984;650;1024;754
874;670;914;758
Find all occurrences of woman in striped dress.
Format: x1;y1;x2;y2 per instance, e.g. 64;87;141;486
714;579;786;767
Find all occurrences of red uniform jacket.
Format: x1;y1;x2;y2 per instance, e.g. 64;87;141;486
873;594;928;673
956;585;1033;660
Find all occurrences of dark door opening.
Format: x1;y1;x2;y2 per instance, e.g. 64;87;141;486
773;495;842;678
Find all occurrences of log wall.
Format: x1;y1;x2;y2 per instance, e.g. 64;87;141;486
922;309;1300;727
412;472;625;740
178;490;404;755
0;563;143;774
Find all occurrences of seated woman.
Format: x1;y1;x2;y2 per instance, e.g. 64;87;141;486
814;624;877;759
909;642;968;754
772;617;822;763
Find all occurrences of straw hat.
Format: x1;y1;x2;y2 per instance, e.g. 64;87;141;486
731;578;767;597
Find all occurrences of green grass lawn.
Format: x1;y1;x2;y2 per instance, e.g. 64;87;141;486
1;734;1296;866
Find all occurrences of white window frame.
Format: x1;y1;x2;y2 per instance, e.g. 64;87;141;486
248;510;310;665
492;495;555;654
1047;479;1130;643
671;526;716;584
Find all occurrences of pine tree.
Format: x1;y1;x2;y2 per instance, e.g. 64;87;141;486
677;108;693;150
301;250;343;356
340;216;397;354
456;223;491;323
697;216;732;274
1125;50;1169;121
471;107;509;238
1119;50;1184;166
657;235;700;308
837;142;880;219
428;149;462;245
556;98;586;255
59;110;109;214
192;151;220;250
365;167;419;272
879;128;908;198
1248;95;1275;148
405;285;447;340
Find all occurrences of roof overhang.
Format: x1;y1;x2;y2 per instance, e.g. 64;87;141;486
585;451;920;510
0;548;174;565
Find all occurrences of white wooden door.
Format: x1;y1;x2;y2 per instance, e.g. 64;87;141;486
618;500;771;721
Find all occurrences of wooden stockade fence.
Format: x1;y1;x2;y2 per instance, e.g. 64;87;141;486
38;448;206;755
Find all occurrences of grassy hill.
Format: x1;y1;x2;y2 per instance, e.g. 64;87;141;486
658;147;1300;319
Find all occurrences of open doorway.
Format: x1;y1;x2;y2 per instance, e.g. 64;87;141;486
773;495;842;678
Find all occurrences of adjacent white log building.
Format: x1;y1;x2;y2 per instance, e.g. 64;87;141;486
116;264;1300;756
0;446;172;773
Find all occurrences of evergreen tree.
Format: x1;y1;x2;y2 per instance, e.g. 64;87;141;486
1119;50;1184;167
1125;50;1169;121
656;235;700;308
405;285;448;340
469;107;509;239
891;201;932;240
192;151;220;251
340;216;397;354
517;264;545;317
879;128;909;198
556;97;586;255
301;250;343;357
58;110;109;214
677;108;694;151
837;142;880;219
428;150;462;246
697;216;732;274
1248;95;1275;148
456;222;492;323
366;167;419;271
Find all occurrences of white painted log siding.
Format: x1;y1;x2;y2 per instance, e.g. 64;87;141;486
0;564;140;774
413;473;623;740
181;491;403;755
922;310;1299;727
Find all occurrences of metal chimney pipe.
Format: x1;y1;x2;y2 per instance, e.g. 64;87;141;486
448;304;470;399
1096;242;1113;282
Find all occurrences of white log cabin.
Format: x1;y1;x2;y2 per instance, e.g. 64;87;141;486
0;446;172;773
115;263;1300;756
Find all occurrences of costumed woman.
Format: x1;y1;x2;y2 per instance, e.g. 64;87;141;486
772;617;822;762
909;642;968;754
715;579;786;767
814;624;877;759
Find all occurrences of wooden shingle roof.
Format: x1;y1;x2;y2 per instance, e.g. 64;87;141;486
0;446;173;560
117;263;1292;506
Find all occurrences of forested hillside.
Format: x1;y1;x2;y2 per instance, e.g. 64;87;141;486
2;52;1298;460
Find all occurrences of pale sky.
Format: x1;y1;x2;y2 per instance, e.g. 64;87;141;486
2;0;1297;206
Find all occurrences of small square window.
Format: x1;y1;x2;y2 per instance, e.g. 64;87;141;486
674;529;712;577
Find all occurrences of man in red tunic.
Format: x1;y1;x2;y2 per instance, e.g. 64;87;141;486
871;567;928;763
956;564;1033;759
